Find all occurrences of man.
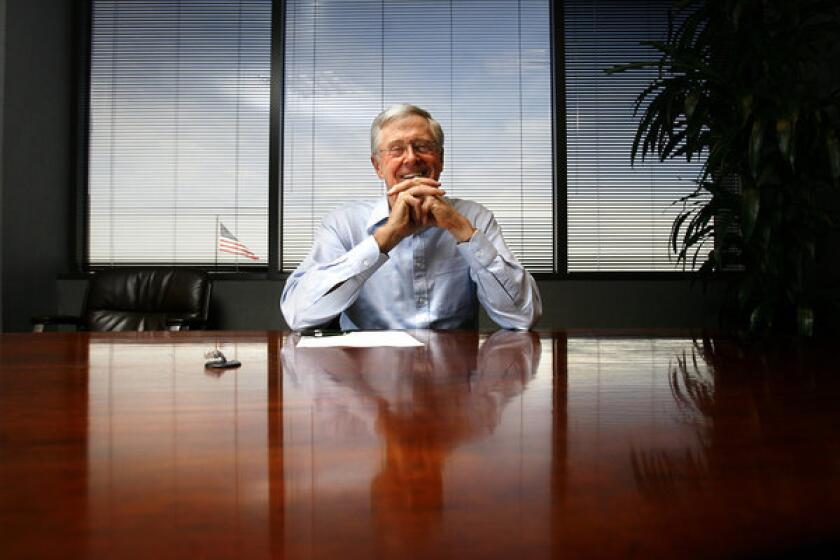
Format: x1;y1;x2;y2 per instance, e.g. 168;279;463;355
281;103;541;330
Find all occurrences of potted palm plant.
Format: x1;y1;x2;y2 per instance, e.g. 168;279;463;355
609;0;840;336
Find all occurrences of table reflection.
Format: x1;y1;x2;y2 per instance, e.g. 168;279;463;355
3;331;840;559
280;330;541;554
84;335;273;558
627;338;840;557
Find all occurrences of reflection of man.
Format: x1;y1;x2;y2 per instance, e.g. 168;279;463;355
281;104;541;331
281;330;541;548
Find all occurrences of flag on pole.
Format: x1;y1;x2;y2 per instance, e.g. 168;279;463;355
218;222;259;261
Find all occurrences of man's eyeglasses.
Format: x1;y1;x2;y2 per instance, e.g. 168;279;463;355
380;140;439;158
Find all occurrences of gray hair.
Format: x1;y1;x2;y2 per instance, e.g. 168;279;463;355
370;103;444;157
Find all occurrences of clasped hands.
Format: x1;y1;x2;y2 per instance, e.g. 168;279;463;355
373;177;476;253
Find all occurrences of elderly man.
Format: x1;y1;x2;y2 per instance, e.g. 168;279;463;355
281;103;541;330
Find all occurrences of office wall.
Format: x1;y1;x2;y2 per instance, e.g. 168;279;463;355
1;0;76;331
0;0;6;331
56;277;722;331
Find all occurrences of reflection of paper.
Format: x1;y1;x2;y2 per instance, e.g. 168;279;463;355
296;331;424;348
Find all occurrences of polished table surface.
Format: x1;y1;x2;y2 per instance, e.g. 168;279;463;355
2;330;840;559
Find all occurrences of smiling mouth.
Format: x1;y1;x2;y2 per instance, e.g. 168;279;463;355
401;172;426;180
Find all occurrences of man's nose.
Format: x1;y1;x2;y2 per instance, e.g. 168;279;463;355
403;144;418;162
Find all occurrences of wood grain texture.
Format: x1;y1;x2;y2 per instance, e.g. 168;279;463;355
1;331;839;559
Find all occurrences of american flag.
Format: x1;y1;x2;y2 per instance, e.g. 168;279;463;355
218;222;259;261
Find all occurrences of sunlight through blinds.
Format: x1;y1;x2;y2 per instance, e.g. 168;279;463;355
283;0;554;272
565;0;706;271
88;0;271;267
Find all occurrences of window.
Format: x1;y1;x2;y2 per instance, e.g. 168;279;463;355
85;0;703;273
88;0;271;266
564;0;705;271
282;0;554;272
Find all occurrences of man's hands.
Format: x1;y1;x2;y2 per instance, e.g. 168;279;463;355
419;195;477;242
373;177;476;253
373;177;441;252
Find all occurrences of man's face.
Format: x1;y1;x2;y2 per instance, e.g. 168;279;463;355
371;115;444;192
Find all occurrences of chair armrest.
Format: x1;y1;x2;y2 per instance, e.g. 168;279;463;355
166;317;209;331
31;315;83;332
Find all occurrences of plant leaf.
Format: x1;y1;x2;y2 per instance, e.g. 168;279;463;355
731;0;744;29
742;185;760;239
697;254;716;276
750;302;773;334
776;118;793;169
738;93;753;125
605;61;661;74
827;133;840;181
684;90;700;119
670;211;691;254
749;120;764;179
797;306;814;337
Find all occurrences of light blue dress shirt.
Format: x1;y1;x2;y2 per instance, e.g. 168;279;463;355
281;196;541;330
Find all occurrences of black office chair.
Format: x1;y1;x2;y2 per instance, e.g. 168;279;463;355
32;268;212;332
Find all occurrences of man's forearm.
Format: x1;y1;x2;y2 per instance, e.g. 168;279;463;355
446;215;477;243
373;224;402;253
281;236;388;329
456;228;542;330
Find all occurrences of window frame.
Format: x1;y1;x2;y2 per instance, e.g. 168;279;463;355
75;0;699;280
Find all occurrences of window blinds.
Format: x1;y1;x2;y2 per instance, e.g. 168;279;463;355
564;0;705;271
282;0;554;272
88;0;271;266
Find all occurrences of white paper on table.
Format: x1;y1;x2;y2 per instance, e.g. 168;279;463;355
295;330;424;348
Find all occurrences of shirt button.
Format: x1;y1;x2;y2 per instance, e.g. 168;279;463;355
476;251;482;258
363;259;370;266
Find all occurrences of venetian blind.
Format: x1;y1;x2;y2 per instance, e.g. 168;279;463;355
88;0;271;266
565;0;705;271
283;0;553;272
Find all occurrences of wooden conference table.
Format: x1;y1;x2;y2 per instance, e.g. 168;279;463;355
2;330;840;559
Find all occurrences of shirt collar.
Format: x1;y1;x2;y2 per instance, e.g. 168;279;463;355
365;195;390;234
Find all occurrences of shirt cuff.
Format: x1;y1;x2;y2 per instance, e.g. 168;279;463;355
350;235;389;278
456;229;498;269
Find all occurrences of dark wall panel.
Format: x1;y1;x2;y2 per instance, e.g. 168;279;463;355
1;0;76;331
0;0;6;331
57;278;721;331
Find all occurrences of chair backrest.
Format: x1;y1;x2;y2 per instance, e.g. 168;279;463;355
83;268;212;331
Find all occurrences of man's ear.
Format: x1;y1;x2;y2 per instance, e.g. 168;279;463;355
371;155;385;180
